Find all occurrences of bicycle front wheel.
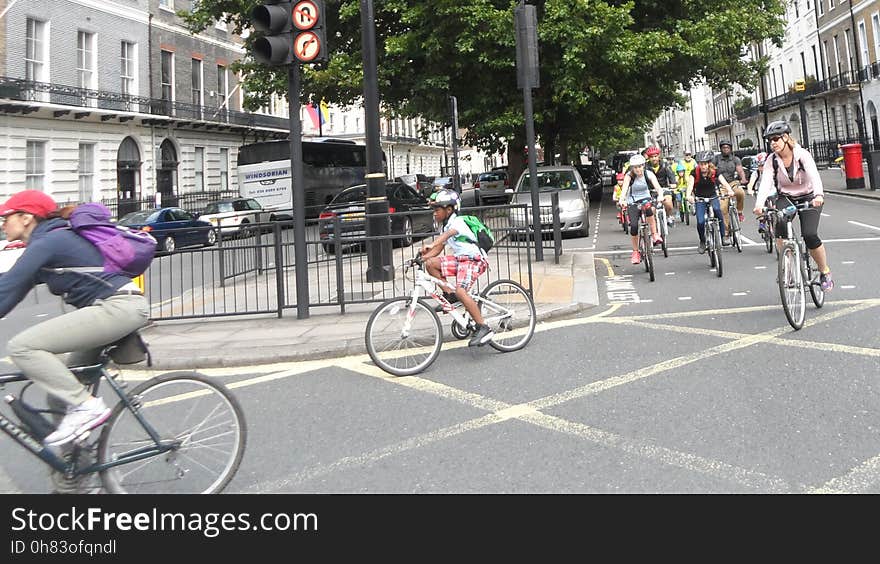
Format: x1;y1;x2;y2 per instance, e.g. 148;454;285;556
778;243;805;329
98;372;246;494
805;252;825;309
365;297;442;376
480;279;536;352
763;220;774;254
729;211;742;253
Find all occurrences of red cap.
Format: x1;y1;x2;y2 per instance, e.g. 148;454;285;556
0;190;57;218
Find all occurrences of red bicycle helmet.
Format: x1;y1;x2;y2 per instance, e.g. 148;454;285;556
645;146;661;157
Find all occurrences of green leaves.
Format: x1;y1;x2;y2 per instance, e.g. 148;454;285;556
181;0;785;157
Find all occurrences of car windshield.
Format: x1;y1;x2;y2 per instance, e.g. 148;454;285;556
516;171;579;192
119;210;161;224
214;202;235;213
479;172;505;182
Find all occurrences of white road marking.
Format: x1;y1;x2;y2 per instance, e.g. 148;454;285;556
824;237;880;243
733;292;748;296
665;272;675;275
678;296;692;301
840;285;856;289
849;220;880;232
740;235;758;245
755;266;767;269
821;212;830;217
841;261;855;265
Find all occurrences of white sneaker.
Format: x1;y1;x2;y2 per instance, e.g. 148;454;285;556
43;397;111;447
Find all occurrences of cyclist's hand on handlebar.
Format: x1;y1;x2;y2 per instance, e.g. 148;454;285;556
687;195;694;204
753;206;764;216
812;195;824;208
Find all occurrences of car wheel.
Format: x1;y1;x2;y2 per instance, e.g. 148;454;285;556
397;217;413;248
205;229;217;247
163;236;176;254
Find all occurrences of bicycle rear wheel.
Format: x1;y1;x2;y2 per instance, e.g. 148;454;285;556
711;222;723;277
657;207;669;258
365;297;442;376
729;209;742;253
480;279;536;352
98;372;246;494
763;217;774;254
778;243;805;329
804;251;825;308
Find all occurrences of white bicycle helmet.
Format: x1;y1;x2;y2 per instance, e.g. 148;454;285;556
429;188;460;212
629;154;646;167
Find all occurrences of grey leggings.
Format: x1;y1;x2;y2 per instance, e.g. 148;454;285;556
8;293;149;406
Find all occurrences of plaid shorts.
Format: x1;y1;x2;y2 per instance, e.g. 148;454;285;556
438;255;488;291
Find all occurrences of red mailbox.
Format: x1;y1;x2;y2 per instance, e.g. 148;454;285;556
841;143;866;189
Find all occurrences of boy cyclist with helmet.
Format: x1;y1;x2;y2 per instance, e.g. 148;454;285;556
421;189;494;346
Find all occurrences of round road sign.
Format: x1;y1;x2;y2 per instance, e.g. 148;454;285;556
293;0;320;31
294;31;321;62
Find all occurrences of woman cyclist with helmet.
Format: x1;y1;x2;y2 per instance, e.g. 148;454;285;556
618;153;664;264
687;151;735;254
645;146;676;225
420;189;494;346
753;120;834;291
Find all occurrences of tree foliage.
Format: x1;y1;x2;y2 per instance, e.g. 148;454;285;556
181;0;785;170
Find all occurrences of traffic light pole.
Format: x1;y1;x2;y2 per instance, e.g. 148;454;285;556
289;63;310;319
361;0;393;282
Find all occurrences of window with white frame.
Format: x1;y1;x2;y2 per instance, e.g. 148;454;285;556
120;41;137;96
26;141;46;191
78;143;95;202
844;29;854;72
829;0;835;8
77;31;96;90
216;65;228;108
833;35;842;74
194;147;205;192
859;21;869;73
160;50;174;107
874;13;880;63
219;148;229;191
25;19;47;83
159;0;174;10
191;58;203;107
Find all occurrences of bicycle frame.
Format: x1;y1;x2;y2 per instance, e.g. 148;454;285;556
0;366;178;477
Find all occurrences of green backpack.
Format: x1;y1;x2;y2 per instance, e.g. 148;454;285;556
456;214;494;252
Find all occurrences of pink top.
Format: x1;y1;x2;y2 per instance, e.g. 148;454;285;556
755;144;824;204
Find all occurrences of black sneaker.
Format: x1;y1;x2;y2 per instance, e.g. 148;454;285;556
468;324;494;347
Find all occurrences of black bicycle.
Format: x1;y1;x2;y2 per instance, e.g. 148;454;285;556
0;332;246;494
635;200;656;282
768;198;825;330
694;196;723;278
724;190;743;253
758;200;777;255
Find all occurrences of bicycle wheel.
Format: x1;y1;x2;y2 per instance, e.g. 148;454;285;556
365;297;442;376
804;251;825;308
763;218;774;254
641;229;655;281
707;220;717;268
778;243;805;330
480;279;536;352
98;372;246;494
711;222;723;277
729;209;742;253
656;208;669;258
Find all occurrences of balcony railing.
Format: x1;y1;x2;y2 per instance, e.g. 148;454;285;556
0;76;289;131
704;117;731;133
735;68;866;120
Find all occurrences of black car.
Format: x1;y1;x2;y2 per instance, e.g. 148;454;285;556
318;182;435;253
395;173;434;198
574;164;603;202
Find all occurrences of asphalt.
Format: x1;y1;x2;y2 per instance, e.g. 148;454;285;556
138;165;879;371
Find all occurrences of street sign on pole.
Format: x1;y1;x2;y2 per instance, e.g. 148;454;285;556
514;3;539;90
292;0;328;63
795;79;805;92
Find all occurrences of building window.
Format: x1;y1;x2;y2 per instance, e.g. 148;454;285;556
829;0;835;8
219;148;229;191
858;20;869;73
833;35;841;75
78;143;95;202
159;0;174;10
121;42;136;96
26;141;46;191
216;64;227;113
161;50;174;102
25;19;47;83
77;31;96;90
194;147;205;192
191;58;203;107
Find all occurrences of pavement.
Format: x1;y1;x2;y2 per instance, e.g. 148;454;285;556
138;164;879;371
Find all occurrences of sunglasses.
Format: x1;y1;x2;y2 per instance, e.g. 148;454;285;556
769;135;784;143
0;211;23;225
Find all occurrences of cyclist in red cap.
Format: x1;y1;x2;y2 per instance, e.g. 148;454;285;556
0;190;149;448
645;146;676;225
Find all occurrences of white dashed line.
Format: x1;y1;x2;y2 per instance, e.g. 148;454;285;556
665;272;675;275
733;292;748;296
848;220;880;232
842;261;855;265
754;266;767;269
678;296;692;301
840;285;856;289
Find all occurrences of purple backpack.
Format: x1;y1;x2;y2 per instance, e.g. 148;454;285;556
69;203;157;277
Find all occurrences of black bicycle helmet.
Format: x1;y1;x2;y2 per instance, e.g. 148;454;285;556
719;139;732;148
696;150;714;163
763;120;791;139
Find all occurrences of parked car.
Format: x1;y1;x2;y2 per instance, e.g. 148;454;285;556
508;165;590;238
117;207;216;254
473;170;510;204
395;173;434;198
318;181;435;254
197;197;264;238
574;164;604;202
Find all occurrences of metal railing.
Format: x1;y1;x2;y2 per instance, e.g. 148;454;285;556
142;201;558;321
0;76;288;131
811;138;876;167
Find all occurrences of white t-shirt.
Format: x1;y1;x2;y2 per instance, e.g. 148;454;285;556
443;213;484;259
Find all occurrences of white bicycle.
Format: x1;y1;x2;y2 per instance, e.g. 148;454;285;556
365;252;536;376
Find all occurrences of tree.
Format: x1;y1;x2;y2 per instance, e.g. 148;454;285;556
181;0;785;180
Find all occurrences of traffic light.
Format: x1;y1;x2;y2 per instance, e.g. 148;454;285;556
251;1;294;66
291;0;328;63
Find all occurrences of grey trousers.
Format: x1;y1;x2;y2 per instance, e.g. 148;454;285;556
8;293;149;406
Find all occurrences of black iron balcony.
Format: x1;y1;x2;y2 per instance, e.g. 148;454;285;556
735;68;867;120
0;76;289;131
704;117;731;133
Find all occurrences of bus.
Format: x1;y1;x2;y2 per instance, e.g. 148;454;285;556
237;138;380;220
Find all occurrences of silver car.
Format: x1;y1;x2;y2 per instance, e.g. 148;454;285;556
508;166;591;238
